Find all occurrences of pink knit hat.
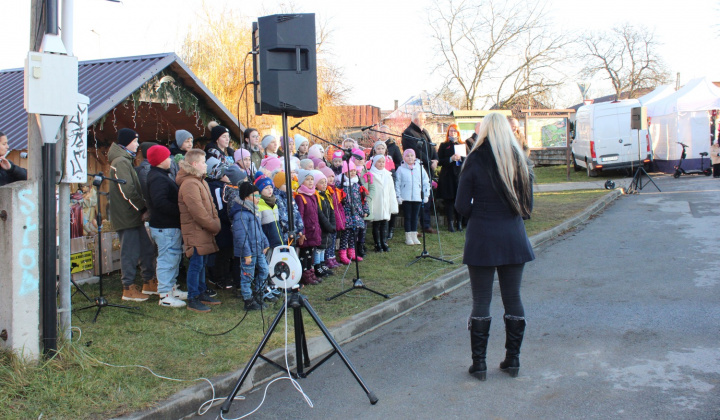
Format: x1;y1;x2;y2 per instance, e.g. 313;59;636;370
341;160;357;174
234;148;250;162
403;148;416;158
260;156;283;173
320;166;335;179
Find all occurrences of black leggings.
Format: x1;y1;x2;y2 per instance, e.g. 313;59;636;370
468;264;525;318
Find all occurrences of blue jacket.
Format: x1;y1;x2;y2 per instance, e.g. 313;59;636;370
394;162;431;202
229;200;269;259
274;187;304;243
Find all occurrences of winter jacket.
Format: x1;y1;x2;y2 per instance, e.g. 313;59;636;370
401;122;439;168
455;138;534;266
436;141;466;200
146;166;180;229
168;142;186;179
327;185;346;231
337;174;369;229
258;196;283;248
205;141;235;166
176;162;220;257
362;172;375;221
206;178;234;249
228;200;269;259
367;166;398;221
385;138;403;171
295;192;322;247
395;161;431;203
317;190;336;249
134;159;152;203
274;187;305;243
0;159;27;187
107;142;146;231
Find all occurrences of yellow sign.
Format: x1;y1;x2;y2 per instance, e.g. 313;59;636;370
70;250;93;274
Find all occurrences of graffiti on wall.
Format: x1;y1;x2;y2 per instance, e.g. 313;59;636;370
17;188;39;296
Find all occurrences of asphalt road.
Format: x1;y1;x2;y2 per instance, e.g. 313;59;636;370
213;174;720;420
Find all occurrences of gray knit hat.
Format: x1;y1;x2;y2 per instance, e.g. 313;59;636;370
261;135;276;150
175;130;192;148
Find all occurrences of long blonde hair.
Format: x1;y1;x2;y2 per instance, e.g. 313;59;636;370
470;112;532;216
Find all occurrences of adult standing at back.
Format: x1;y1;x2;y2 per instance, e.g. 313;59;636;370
205;122;235;166
0;131;27;186
107;128;157;301
437;124;465;232
401;111;439;234
455;112;534;382
242;127;264;172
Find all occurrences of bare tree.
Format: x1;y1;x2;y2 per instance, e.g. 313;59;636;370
581;23;671;100
428;0;565;110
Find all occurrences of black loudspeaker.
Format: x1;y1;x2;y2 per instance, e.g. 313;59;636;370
630;106;647;130
253;14;318;117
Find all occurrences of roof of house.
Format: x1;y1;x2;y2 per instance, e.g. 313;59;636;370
384;91;456;120
0;52;242;150
568;87;655;111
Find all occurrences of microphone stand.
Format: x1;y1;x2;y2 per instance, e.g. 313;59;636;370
73;172;137;322
367;127;453;266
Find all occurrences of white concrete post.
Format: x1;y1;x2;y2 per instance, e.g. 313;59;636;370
0;180;41;361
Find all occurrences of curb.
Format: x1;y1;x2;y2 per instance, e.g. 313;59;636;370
117;189;622;420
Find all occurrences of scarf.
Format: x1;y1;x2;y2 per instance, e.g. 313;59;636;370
262;194;277;207
341;175;359;187
298;184;316;196
120;145;137;158
240;198;260;216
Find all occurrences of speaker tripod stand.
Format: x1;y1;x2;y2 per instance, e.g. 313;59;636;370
220;290;378;415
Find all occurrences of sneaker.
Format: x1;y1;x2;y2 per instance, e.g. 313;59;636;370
244;299;262;311
158;293;186;308
122;284;149;302
142;278;159;295
200;291;221;305
254;294;269;308
171;285;188;300
187;298;211;313
204;288;218;297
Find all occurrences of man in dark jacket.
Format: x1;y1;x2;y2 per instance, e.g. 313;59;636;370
146;145;188;308
108;128;157;301
401;112;439;234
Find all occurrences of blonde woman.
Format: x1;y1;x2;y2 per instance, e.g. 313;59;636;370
455;112;534;381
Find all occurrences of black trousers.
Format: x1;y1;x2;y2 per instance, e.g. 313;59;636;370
467;264;525;318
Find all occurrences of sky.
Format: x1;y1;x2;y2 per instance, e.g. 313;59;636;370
1;0;719;110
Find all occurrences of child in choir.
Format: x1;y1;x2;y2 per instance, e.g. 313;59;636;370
272;171;305;246
337;161;369;263
330;150;344;176
320;166;343;268
395;149;431;246
367;155;398;252
311;169;336;277
295;169;322;285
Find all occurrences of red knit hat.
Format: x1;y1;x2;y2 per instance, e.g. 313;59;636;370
147;145;171;167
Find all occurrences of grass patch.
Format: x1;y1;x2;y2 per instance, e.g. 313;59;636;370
0;189;610;419
533;164;630;184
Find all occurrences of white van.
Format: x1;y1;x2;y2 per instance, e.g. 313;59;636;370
571;99;652;176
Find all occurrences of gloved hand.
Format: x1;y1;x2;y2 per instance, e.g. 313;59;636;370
423;197;428;203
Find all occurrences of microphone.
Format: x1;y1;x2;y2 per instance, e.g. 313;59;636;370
89;172;127;184
360;124;377;131
291;119;306;130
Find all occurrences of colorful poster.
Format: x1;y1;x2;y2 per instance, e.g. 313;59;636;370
526;118;568;148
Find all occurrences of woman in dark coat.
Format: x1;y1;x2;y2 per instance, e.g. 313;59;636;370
455;112;534;382
0;132;27;187
437;123;465;232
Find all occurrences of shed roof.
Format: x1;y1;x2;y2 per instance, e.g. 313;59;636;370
0;52;242;150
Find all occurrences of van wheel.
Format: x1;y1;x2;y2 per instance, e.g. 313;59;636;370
572;154;581;172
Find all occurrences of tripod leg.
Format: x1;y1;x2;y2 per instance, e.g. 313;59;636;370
220;303;287;414
300;295;378;404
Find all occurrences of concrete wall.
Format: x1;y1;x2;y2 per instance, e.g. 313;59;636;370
0;180;40;360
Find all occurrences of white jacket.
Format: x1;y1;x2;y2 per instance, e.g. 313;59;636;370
395;161;431;203
367;166;399;221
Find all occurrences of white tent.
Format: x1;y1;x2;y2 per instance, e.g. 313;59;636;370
638;85;675;107
645;77;720;165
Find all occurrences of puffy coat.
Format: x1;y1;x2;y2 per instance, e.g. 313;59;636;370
317;190;336;249
455;139;534;266
274;187;304;243
205;141;235;166
295;192;321;247
337;174;368;229
206;178;234;249
367;165;398;221
228;200;269;259
134;159;152;202
146;166;180;229
327;185;346;231
176;161;220;257
0;159;27;187
258;196;283;248
107;142;146;231
395;161;431;203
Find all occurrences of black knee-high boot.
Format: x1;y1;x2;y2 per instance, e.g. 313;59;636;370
380;220;390;252
499;315;526;377
445;199;455;232
372;221;382;252
469;316;491;381
388;214;395;240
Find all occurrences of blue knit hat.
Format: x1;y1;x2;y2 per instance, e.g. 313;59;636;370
254;174;274;193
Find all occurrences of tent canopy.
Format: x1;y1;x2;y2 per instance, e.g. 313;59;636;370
646;77;720;117
638;85;676;108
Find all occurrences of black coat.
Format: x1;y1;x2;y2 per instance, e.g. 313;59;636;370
455;140;534;267
146;166;180;229
0;160;27;187
206;178;234;249
205;141;236;165
436;141;466;200
317;192;336;250
401;122;439;169
385;139;403;171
